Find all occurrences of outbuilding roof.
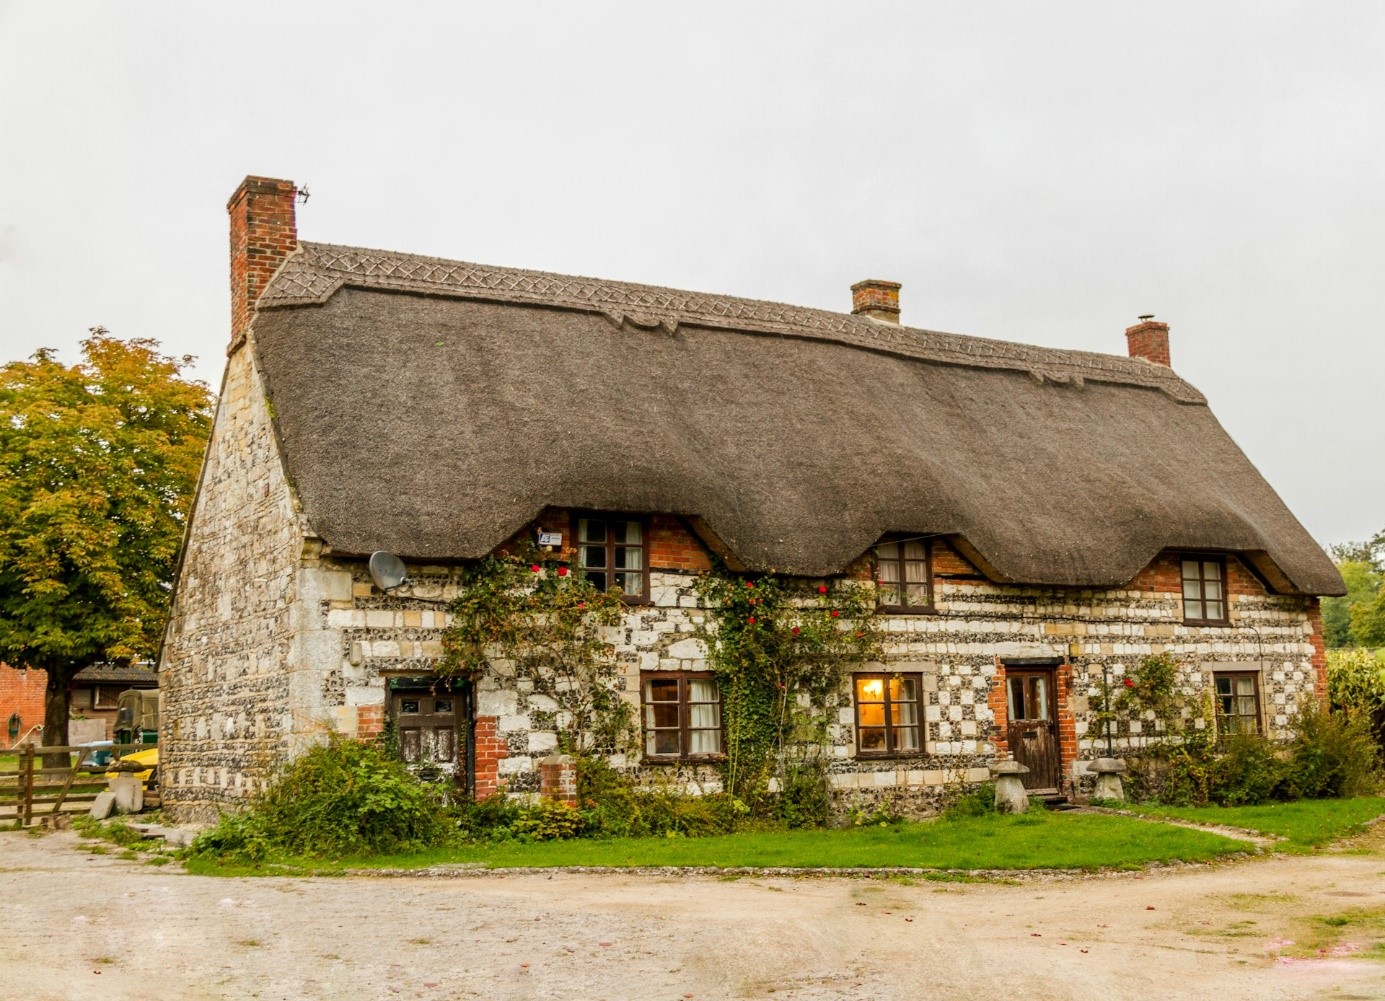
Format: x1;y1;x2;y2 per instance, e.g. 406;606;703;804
248;241;1343;596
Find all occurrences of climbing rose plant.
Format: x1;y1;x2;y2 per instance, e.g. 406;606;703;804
694;569;881;804
439;551;635;755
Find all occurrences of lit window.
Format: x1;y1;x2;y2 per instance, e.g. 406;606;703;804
853;673;923;755
578;516;647;600
875;539;931;611
1181;556;1228;624
642;673;723;760
1214;672;1260;735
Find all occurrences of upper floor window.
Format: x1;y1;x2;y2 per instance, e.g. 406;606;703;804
1214;671;1260;735
1181;555;1228;624
577;516;647;601
875;539;932;611
642;672;723;760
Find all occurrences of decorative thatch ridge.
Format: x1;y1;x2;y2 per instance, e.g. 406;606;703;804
262;243;1204;404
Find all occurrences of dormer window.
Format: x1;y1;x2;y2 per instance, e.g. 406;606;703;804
1181;555;1228;625
577;516;648;601
874;538;932;612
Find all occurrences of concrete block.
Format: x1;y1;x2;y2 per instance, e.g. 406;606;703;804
89;791;116;820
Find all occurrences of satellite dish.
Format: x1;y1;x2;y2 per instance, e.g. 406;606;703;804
368;551;409;592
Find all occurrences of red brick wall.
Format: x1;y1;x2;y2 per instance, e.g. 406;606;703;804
473;715;507;799
932;539;979;576
0;664;47;748
1128;552;1267;598
228;176;297;347
1307;599;1327;699
988;657;1009;757
356;704;385;741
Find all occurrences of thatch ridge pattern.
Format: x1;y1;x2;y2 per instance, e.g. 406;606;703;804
261;242;1204;404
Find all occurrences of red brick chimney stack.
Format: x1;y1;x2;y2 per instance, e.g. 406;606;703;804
851;279;901;323
1125;315;1171;367
228;176;298;349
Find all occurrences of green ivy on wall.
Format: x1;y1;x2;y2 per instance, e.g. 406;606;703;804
693;569;881;806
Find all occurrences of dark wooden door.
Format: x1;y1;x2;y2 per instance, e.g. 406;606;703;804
389;687;466;787
1005;669;1060;791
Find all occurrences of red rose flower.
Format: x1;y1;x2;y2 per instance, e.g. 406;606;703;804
745;580;755;588
1123;678;1135;688
791;627;801;636
557;565;569;577
818;585;828;594
747;616;756;625
577;601;586;609
530;564;541;573
830;609;840;618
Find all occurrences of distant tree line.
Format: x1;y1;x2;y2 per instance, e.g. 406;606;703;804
1325;529;1385;648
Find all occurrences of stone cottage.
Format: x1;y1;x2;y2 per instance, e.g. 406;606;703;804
158;175;1344;822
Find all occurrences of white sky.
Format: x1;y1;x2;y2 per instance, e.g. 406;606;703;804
2;1;1381;549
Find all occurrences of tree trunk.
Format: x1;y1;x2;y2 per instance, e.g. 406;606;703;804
42;668;76;770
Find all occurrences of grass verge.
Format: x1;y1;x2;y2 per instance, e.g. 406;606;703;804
1122;796;1385;850
184;809;1249;877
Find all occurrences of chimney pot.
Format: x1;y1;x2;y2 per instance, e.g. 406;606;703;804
1125;316;1171;367
228;175;298;350
851;279;901;323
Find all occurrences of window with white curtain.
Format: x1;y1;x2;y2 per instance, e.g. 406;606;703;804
874;539;932;611
641;672;723;760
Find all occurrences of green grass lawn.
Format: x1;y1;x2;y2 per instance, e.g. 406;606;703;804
1123;796;1385;850
184;810;1251;877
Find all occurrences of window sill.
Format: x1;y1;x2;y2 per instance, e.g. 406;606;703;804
640;755;726;766
853;750;929;760
875;606;938;615
1183;618;1231;627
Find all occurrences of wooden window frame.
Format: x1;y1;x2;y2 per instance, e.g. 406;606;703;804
1213;670;1262;736
575;512;651;604
1180;554;1230;626
640;671;724;763
852;671;926;758
92;686;121;710
873;537;935;613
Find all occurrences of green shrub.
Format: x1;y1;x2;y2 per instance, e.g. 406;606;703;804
576;756;746;838
189;735;449;860
508;799;585;841
776;758;831;829
942;782;995;820
1126;742;1216;806
1285;700;1380;799
1207;732;1287;806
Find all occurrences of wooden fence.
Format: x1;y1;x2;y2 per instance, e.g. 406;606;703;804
0;744;151;827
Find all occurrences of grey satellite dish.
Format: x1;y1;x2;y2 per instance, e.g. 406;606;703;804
368;551;409;592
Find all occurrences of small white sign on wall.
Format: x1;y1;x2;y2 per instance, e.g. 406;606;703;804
537;532;563;547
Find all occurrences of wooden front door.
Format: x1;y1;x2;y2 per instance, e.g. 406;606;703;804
1006;669;1060;791
389;684;467;789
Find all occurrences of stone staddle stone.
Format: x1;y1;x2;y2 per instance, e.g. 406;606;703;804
990;759;1030;814
1090;757;1128;802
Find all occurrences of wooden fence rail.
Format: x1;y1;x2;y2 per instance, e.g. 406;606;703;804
1;744;149;827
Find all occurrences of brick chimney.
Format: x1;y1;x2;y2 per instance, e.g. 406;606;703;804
228;176;298;348
1125;315;1171;366
851;279;901;323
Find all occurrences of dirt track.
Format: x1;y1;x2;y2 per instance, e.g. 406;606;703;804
2;829;1384;1001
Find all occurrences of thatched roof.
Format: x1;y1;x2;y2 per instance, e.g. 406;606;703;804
249;242;1343;596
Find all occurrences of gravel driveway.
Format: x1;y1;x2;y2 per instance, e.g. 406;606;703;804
2;829;1384;1000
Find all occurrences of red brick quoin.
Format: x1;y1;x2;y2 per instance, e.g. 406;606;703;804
472;715;508;800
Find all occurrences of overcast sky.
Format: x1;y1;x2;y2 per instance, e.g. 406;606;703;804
2;1;1381;549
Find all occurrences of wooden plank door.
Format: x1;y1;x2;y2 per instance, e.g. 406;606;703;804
1005;669;1060;791
389;687;466;788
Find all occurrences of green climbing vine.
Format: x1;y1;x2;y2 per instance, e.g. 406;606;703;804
439;549;636;755
693;568;881;809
